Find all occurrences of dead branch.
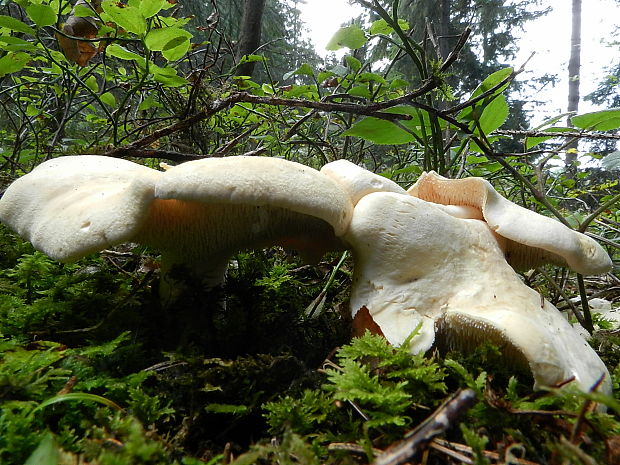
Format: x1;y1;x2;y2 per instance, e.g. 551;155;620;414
371;389;476;465
495;129;620;141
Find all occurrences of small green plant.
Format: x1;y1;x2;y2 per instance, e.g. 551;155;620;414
324;331;447;429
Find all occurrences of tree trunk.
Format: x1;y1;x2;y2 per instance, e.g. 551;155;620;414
235;0;267;77
565;0;582;170
438;0;451;62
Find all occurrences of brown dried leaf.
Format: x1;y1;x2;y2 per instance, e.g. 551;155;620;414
58;16;99;66
606;436;620;465
352;306;385;338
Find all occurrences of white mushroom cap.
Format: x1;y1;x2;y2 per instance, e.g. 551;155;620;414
0;155;351;280
408;171;612;275
0;156;611;394
156;156;352;236
0;155;160;262
320;159;406;206
345;191;611;394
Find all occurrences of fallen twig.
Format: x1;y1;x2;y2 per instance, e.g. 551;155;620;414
371;389;477;465
430;438;541;465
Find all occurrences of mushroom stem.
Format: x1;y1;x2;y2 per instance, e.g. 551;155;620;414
134;198;345;306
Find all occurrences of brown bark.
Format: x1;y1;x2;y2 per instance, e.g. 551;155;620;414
235;0;267;77
438;0;451;62
565;0;582;169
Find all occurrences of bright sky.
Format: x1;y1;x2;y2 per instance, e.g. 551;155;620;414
516;0;618;121
297;0;364;52
298;0;619;123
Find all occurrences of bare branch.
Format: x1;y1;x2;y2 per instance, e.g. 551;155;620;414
495;129;620;141
372;389;476;465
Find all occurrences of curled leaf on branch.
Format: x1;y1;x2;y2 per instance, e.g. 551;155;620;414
57;0;101;66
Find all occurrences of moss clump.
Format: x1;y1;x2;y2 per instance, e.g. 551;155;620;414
1;222;619;464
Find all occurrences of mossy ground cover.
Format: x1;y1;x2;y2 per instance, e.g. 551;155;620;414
0;223;619;465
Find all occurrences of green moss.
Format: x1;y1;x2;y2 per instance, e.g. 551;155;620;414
0;221;618;464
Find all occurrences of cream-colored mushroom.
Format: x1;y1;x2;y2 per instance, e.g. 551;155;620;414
0;156;612;395
138;156;352;289
0;155;160;262
319;159;406;205
408;171;613;274
344;191;612;394
0;155;351;292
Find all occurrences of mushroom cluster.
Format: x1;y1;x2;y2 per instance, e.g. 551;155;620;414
0;155;613;395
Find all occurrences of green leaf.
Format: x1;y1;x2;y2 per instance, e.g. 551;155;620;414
357;72;386;84
572;108;620;131
162;36;190;61
602;151;620;171
25;104;39;116
85;75;99;92
261;83;275;94
26;4;57;27
471;67;513;98
533;112;573;130
100;91;116;106
283;63;314;80
369;18;393;35
317;70;335;82
32;392;123;415
24;432;59;465
0;14;36;35
459;68;512;134
101;0;146;35
347;85;371;98
343;117;414;145
144;26;192;51
325;25;367;51
105;43;145;64
477;94;508;134
0;52;30;77
329;64;349;77
344;106;436;144
151;63;187;87
238;54;265;64
384;164;423;177
0;35;36;52
137;94;163;111
345;55;361;72
369;18;409;35
73;4;97;17
282;84;318;98
138;0;167;18
389;78;409;89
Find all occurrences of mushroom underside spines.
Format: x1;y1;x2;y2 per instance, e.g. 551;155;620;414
343;191;612;394
435;312;533;380
135;199;345;271
437;306;612;394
